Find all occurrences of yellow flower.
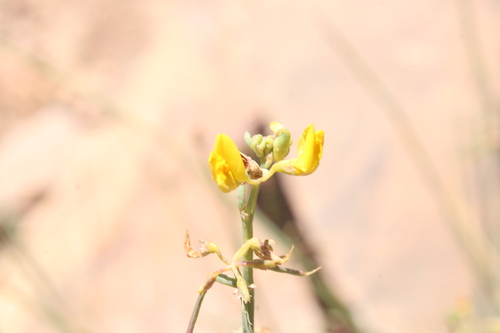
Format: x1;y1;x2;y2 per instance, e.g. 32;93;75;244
208;134;249;193
293;124;324;175
208;123;324;193
272;124;324;176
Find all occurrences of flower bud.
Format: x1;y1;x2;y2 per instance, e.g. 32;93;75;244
269;122;292;161
244;132;274;159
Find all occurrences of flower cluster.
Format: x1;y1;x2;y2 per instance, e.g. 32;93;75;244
208;122;324;193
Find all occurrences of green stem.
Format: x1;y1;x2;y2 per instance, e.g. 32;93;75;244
185;274;238;333
215;274;237;288
186;291;207;333
239;184;260;333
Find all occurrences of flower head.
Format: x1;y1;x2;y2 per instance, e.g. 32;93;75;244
208;134;249;193
292;124;324;175
208;123;324;192
271;124;324;176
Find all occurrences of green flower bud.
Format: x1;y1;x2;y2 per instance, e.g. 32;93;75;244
251;134;263;148
263;136;274;157
244;131;275;159
269;122;292;161
255;135;268;156
244;131;254;149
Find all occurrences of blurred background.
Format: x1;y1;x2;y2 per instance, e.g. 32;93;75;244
0;0;500;332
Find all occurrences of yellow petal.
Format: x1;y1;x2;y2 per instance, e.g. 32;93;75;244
294;124;324;175
271;124;324;176
208;134;249;192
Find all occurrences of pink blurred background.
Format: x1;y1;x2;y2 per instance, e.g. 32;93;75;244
1;0;499;332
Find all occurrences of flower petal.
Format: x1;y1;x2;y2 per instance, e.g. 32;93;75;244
208;134;249;192
271;124;324;176
294;124;324;175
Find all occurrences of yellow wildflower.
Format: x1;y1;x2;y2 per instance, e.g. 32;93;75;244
208;123;324;192
271;124;324;175
208;134;249;193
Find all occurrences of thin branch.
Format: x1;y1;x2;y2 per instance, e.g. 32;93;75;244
186;291;207;333
215;274;237;288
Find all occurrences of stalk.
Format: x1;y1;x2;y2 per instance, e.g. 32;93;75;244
238;184;260;333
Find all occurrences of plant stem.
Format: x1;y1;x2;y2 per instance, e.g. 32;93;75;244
186;291;207;333
239;184;260;333
216;274;237;288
